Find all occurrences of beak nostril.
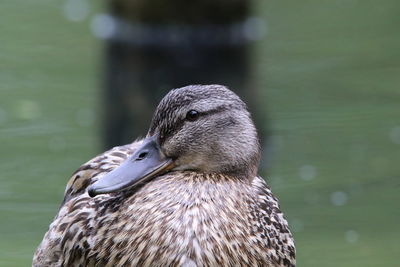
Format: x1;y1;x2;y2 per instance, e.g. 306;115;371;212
88;186;96;198
136;152;148;161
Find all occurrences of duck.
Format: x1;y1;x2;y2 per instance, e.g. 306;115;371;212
33;84;296;266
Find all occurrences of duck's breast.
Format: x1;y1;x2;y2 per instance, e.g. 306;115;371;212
36;172;294;266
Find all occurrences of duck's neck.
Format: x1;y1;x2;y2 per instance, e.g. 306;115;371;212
119;171;253;209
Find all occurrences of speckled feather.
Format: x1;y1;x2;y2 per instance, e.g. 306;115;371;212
33;85;295;266
33;141;295;266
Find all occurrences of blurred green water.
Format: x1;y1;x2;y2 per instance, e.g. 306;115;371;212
255;1;400;266
0;0;399;266
0;1;100;265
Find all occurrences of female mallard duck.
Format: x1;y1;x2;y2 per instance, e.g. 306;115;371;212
33;85;296;266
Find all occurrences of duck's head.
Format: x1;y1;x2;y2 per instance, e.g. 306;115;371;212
88;85;260;197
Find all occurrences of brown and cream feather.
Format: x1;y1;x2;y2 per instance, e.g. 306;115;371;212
33;85;295;266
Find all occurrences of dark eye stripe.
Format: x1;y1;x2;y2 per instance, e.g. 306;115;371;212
200;106;228;117
159;106;229;144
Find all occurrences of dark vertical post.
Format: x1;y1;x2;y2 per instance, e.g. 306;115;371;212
102;0;266;149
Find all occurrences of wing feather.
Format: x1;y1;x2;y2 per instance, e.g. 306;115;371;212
251;176;296;266
33;141;142;266
61;141;142;206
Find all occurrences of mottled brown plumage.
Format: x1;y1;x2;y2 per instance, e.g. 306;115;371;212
33;85;295;266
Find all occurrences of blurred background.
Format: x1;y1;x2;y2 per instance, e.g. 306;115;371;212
1;0;399;266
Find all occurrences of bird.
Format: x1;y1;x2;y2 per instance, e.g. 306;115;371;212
33;84;296;266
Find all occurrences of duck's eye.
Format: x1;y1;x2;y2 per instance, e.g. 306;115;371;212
186;110;200;121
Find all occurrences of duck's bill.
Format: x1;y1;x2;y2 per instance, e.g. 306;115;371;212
87;136;174;197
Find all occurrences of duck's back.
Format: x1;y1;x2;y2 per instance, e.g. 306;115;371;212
33;145;295;267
